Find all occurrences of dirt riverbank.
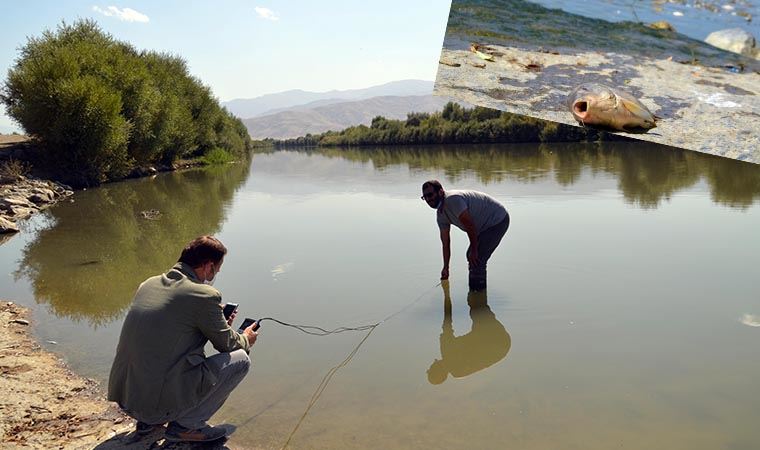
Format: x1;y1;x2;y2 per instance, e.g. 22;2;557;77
1;303;255;449
0;301;131;448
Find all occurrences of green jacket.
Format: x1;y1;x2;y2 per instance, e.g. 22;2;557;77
107;262;250;421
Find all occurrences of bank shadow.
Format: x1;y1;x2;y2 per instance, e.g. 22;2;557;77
93;424;236;449
427;281;511;384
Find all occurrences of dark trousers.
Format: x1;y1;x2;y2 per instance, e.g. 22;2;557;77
468;213;510;291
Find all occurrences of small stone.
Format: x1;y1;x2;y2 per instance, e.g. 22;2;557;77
10;206;37;219
0;216;19;234
0;196;32;211
11;319;29;325
28;189;55;204
648;21;675;32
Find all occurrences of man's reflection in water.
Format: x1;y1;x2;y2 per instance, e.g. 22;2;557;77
427;281;511;384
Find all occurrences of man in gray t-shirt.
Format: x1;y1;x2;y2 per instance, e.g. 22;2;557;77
421;180;510;291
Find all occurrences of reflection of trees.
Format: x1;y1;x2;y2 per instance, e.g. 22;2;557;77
704;159;760;209
610;143;701;209
315;143;760;209
16;162;251;326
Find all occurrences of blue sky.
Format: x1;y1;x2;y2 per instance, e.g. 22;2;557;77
0;1;452;132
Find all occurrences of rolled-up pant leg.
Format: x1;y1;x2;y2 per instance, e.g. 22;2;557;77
469;213;510;290
172;349;251;429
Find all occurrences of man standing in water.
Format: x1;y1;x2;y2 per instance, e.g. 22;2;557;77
421;180;510;290
108;235;259;443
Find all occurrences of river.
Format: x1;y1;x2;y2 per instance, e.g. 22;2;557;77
1;143;759;449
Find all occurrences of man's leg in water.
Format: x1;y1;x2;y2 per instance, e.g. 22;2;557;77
469;213;510;290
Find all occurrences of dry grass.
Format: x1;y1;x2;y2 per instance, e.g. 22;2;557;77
0;159;32;181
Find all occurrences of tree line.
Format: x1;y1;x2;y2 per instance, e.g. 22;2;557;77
273;102;620;148
1;20;252;187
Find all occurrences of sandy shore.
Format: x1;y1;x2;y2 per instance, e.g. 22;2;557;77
0;301;132;449
1;302;251;449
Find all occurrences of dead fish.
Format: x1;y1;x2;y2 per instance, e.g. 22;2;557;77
78;260;101;266
648;21;675;32
567;83;658;131
140;209;161;220
470;43;495;61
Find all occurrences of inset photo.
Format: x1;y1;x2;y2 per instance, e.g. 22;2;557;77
435;0;760;163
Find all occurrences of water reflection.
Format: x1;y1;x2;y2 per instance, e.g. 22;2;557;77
314;142;760;209
14;143;760;328
427;282;511;384
14;162;251;326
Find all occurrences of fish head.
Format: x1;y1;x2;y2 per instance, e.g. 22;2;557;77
568;84;617;127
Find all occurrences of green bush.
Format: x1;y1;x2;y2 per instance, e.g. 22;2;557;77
1;20;252;186
201;147;235;165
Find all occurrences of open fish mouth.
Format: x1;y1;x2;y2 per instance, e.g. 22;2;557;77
572;100;588;119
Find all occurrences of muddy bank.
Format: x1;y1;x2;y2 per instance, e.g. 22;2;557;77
0;301;131;448
436;0;760;163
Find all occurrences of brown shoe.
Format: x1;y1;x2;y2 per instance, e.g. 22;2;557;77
136;421;166;436
164;422;228;442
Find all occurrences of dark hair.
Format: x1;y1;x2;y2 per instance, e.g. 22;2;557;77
422;180;443;192
178;235;227;267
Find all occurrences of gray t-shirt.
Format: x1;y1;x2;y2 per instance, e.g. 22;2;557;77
437;190;507;234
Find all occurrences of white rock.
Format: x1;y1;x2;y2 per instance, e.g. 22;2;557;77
705;28;759;59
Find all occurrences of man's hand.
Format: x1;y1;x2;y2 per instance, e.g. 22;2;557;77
243;326;258;346
440;266;449;280
227;310;237;327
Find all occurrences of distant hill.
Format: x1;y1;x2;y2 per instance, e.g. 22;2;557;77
243;95;454;139
223;79;434;119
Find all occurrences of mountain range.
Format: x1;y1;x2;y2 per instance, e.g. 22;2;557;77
222;79;470;139
222;79;434;119
242;94;453;139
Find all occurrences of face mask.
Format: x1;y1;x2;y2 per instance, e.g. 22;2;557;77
204;263;217;286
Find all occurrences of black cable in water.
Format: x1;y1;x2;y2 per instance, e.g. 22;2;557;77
238;282;442;450
257;317;378;336
258;281;442;337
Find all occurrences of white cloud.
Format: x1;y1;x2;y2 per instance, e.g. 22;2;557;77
92;6;150;23
255;6;279;21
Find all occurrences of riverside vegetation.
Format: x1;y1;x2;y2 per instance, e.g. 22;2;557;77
0;20;253;187
274;102;620;147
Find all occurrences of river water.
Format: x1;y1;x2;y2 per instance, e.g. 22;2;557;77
528;0;759;42
1;143;759;449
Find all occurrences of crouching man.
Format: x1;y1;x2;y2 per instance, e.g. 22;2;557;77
108;235;259;442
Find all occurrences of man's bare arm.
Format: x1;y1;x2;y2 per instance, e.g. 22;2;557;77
440;227;451;280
